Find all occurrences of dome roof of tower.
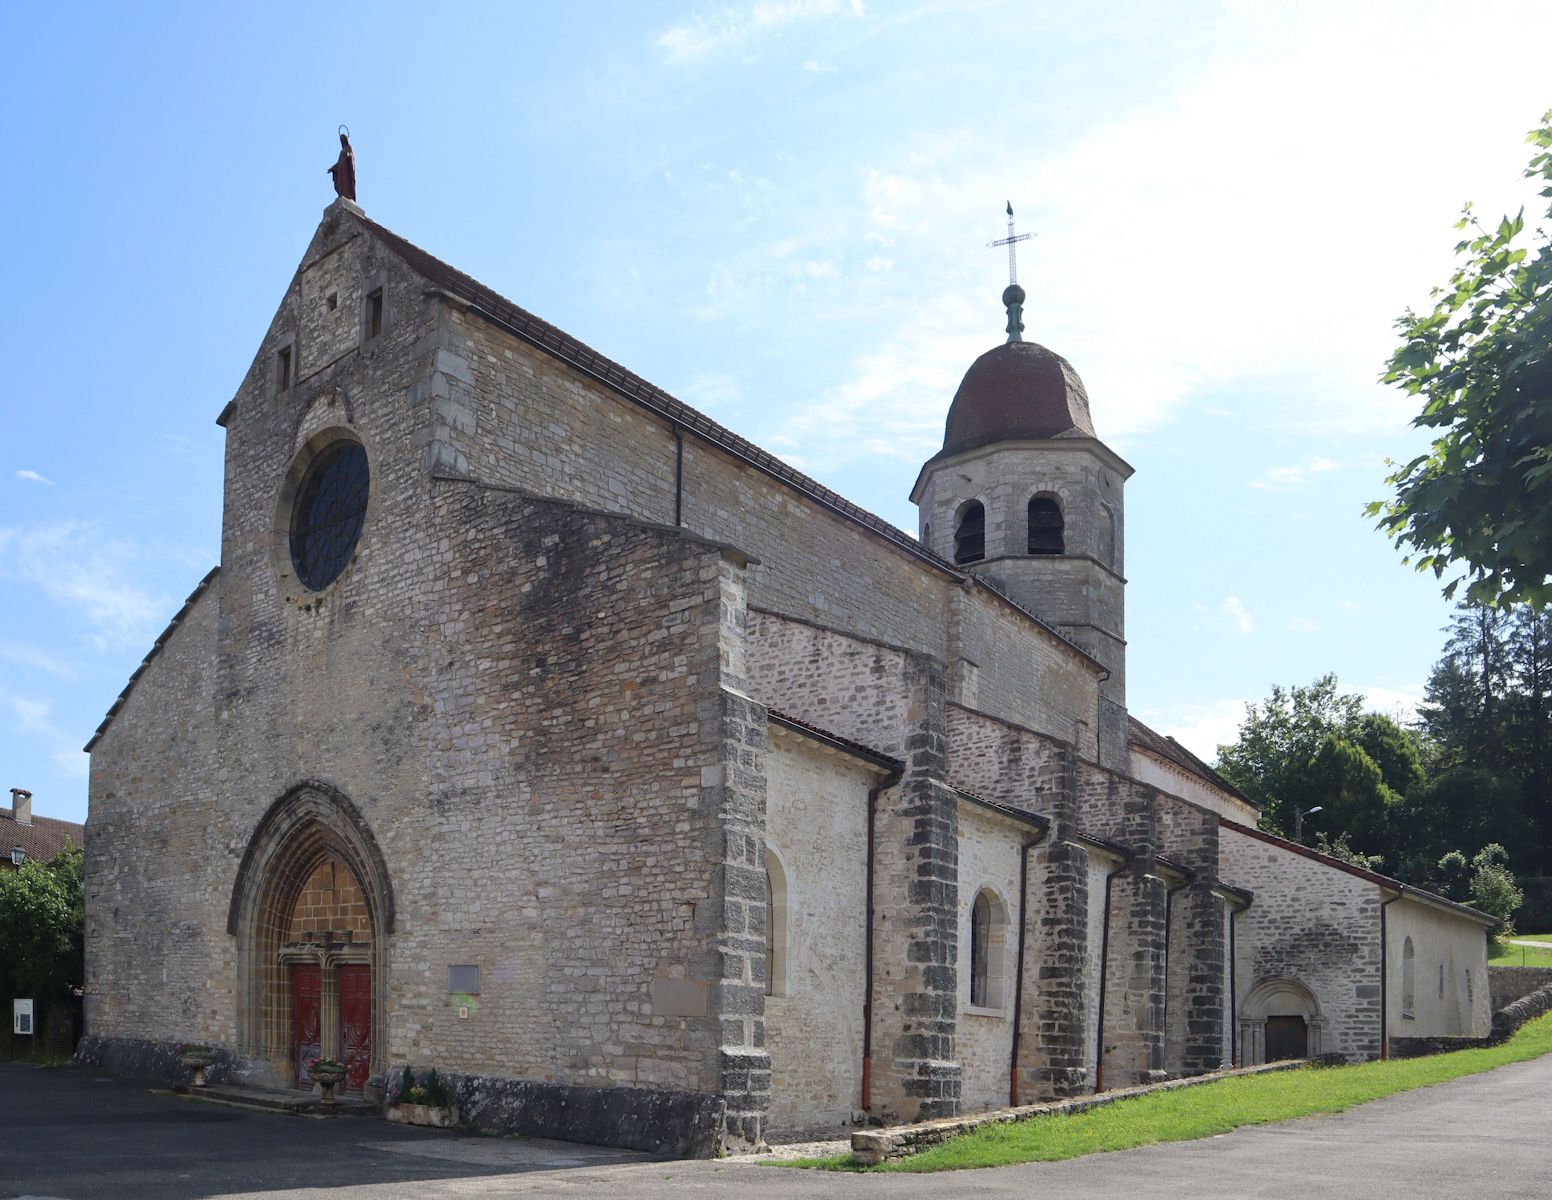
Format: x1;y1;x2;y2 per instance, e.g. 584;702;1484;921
939;340;1094;458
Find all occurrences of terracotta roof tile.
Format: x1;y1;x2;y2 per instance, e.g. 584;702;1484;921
2;809;83;866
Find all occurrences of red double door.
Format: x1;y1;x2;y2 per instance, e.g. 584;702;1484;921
291;964;372;1092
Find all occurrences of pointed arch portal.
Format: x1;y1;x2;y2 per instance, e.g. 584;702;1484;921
228;781;394;1090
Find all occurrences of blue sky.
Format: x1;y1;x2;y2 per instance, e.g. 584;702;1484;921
3;1;1549;825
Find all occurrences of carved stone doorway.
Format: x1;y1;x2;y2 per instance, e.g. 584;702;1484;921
229;783;395;1091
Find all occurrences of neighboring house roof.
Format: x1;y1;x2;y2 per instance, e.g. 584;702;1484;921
1128;714;1258;809
1220;818;1498;927
2;807;83;865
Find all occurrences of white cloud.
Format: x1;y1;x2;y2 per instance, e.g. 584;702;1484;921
0;521;171;651
0;690;88;778
1251;458;1342;491
802;59;837;73
679;372;743;409
0;641;77;679
1353;684;1424;724
657;0;866;65
1142;698;1252;764
15;469;52;485
1287;616;1320;634
1222;596;1255;635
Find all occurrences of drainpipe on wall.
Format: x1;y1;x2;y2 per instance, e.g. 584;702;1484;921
1092;856;1133;1094
861;767;903;1114
1008;825;1050;1107
1229;903;1239;1067
1380;891;1402;1060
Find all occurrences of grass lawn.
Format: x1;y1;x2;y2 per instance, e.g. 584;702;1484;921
777;1011;1552;1173
1490;939;1552;967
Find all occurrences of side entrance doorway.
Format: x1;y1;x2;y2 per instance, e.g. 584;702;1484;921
1264;1014;1309;1062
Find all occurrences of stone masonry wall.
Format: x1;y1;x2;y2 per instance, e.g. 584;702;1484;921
85;584;221;1043
1220;826;1382;1062
425;291;1103;755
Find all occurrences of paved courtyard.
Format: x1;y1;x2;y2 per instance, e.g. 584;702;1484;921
2;1055;1549;1199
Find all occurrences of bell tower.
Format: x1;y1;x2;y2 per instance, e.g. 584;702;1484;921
911;250;1133;768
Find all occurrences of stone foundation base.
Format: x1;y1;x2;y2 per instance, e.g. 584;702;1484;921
444;1069;729;1158
75;1035;238;1089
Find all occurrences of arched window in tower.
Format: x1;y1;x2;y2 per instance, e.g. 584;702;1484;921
1098;502;1116;567
954;501;985;564
1027;495;1064;555
1402;936;1416;1018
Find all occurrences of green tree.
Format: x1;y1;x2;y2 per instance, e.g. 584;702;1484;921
0;847;85;1033
1370;111;1552;608
1314;830;1387;873
1216;675;1414;848
1467;843;1524;937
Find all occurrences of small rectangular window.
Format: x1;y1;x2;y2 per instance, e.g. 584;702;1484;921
276;345;292;392
448;964;479;995
367;288;384;340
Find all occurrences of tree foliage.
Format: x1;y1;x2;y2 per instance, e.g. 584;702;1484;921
1216;674;1413;852
0;847;85;1023
1371;111;1552;608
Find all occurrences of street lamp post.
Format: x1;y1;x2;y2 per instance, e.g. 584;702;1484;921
1294;805;1324;844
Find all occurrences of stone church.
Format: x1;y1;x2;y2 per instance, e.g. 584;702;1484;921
81;195;1494;1154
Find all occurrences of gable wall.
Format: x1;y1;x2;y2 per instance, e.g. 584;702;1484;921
1220;825;1383;1061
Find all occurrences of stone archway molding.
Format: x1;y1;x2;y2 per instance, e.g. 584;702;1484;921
1240;976;1325;1064
227;780;395;936
227;780;394;1084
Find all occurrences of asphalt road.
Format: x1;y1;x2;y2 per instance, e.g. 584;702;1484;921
3;1054;1549;1199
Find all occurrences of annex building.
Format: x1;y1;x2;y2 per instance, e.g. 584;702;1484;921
81;196;1494;1154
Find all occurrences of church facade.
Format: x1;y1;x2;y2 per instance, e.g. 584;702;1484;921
81;197;1493;1154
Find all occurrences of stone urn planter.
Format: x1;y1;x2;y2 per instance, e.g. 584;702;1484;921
386;1101;460;1129
177;1044;218;1088
308;1058;349;1107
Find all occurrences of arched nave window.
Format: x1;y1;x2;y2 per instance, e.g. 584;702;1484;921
764;847;788;998
1402;936;1416;1019
969;888;1007;1009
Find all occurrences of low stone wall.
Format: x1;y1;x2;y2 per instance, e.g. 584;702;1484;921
1388;1035;1491;1058
850;1061;1302;1165
74;1035;239;1089
1490;981;1552;1043
447;1070;725;1158
1488;965;1552;1012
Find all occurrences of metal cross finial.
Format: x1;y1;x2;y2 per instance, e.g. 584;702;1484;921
988;200;1033;285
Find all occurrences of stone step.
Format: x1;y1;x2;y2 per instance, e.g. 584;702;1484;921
176;1082;381;1117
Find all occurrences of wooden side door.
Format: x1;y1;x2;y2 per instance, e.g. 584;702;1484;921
290;963;322;1086
337;963;372;1092
1265;1015;1309;1061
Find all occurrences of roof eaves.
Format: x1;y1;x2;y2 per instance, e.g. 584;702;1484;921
1219;818;1497;926
766;710;903;773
